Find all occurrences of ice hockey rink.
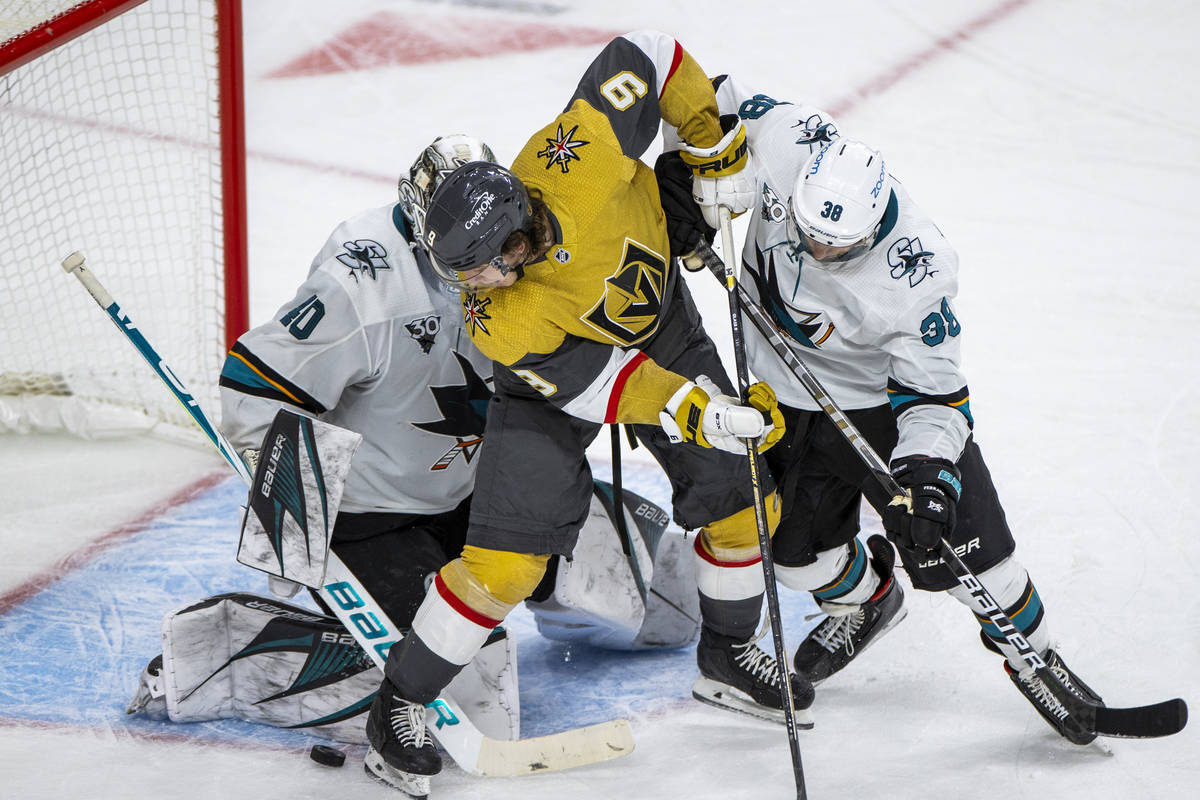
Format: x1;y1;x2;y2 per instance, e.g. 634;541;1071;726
2;0;1197;797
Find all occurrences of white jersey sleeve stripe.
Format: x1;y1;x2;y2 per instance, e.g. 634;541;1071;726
619;30;682;97
557;347;649;423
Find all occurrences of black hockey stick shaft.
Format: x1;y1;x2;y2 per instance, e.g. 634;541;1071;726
690;246;1187;739
712;210;808;799
610;424;649;604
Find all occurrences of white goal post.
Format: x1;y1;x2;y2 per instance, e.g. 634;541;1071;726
0;0;247;437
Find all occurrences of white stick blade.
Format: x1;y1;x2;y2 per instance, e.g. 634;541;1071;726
474;719;635;777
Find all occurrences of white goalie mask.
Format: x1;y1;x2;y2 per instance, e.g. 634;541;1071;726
406;134;499;203
398;134;499;250
786;139;894;265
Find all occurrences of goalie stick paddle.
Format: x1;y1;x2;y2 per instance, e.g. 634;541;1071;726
685;242;1187;741
61;251;636;775
714;209;808;800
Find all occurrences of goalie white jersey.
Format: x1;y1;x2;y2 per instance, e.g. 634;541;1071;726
219;203;493;514
711;78;972;462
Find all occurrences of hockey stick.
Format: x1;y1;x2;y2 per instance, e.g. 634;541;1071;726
61;251;636;775
686;246;1187;740
609;425;649;604
712;210;808;800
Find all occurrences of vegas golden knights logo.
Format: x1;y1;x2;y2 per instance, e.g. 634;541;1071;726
581;239;667;345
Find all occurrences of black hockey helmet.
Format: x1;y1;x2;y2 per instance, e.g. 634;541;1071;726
423;161;531;289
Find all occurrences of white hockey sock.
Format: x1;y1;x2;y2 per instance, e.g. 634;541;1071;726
776;538;880;608
946;556;1051;670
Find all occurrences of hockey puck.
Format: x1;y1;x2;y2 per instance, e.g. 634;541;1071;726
309;744;346;767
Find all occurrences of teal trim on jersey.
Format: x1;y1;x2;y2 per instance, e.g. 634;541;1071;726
875;189;900;243
813;538;867;601
392;202;411;239
886;393;974;426
220;354;275;393
887;379;974;427
979;585;1044;639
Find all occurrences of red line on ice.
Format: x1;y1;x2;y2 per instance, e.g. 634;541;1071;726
0;470;230;616
265;12;622;77
0;714;330;755
826;0;1032;117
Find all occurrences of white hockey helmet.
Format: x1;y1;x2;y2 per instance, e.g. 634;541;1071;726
404;133;498;205
787;139;894;264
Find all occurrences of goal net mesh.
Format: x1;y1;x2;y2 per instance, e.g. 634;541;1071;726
1;0;232;437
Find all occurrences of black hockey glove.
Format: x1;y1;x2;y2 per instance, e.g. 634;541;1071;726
883;456;962;553
654;150;715;261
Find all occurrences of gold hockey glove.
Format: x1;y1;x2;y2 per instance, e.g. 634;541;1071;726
680;115;755;227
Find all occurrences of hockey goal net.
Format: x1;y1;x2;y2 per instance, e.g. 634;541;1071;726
0;0;246;437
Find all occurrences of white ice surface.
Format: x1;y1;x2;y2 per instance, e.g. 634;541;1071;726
2;1;1197;798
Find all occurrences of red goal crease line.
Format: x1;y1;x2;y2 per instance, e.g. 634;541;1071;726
0;470;230;617
0;714;323;755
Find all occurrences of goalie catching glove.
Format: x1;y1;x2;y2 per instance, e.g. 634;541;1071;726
680;115;756;227
660;376;783;454
883;456;962;553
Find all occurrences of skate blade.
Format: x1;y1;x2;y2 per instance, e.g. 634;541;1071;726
691;677;815;729
364;747;432;798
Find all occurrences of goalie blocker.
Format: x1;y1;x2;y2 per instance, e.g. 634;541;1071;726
128;480;697;740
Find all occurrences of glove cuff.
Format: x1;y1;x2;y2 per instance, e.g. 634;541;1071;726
890;456;962;501
679;118;748;177
660;380;710;447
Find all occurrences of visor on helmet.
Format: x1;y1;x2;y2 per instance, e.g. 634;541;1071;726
785;210;880;265
425;248;521;290
422;161;532;290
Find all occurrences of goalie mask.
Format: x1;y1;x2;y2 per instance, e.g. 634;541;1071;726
399;135;498;268
422;162;532;290
787;139;894;266
403;134;498;206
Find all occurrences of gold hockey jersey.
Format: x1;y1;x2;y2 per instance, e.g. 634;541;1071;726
461;30;727;426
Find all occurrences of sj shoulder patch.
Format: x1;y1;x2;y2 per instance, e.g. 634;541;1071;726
336;239;389;280
888;237;938;287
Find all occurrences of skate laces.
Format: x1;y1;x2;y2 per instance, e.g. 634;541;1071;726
389;696;429;748
732;639;783;688
1015;664;1070;719
807;604;864;655
1045;652;1091;701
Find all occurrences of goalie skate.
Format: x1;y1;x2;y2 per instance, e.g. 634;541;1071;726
693;627;815;727
125;654;168;720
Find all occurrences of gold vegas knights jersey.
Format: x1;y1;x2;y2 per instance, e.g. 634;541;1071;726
459;30;729;425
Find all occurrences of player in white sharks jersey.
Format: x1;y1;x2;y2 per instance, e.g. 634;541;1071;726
675;78;1110;744
125;136;699;750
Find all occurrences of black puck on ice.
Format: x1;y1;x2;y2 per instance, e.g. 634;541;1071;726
309;744;346;767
